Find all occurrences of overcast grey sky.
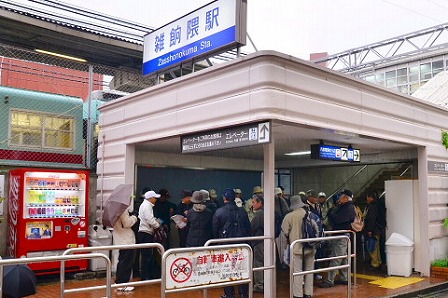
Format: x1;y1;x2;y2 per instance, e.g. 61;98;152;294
68;0;448;59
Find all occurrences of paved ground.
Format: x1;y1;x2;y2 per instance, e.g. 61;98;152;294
25;266;448;298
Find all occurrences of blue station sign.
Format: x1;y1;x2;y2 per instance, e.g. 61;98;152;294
143;0;247;76
311;144;360;162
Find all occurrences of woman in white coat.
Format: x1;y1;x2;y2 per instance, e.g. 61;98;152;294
113;208;138;291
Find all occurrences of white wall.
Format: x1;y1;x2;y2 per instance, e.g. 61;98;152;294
97;51;448;275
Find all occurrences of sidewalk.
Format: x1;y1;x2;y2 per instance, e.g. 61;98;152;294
26;268;448;298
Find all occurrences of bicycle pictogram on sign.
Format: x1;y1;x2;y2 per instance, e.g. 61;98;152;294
170;257;193;283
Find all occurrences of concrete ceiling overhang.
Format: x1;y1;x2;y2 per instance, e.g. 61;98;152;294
135;120;417;168
0;9;144;69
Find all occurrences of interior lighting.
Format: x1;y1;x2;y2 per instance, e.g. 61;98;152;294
35;49;87;63
284;150;311;156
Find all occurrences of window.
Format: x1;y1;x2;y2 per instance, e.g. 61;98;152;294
375;72;385;86
364;75;375;83
432;60;444;76
409;65;419;82
10;110;75;150
386;70;397;87
397;68;408;85
420;62;432;81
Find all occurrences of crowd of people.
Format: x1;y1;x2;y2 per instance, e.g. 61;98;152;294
111;184;386;298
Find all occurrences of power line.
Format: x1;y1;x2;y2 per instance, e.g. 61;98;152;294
380;0;445;23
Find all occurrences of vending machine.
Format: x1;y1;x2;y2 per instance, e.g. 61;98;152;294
7;168;89;274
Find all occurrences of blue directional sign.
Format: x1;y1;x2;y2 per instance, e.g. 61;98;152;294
311;144;360;162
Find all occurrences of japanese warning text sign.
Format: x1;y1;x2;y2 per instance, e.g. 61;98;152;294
181;121;271;153
164;245;251;290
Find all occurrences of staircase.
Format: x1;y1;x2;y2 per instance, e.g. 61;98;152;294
355;163;413;205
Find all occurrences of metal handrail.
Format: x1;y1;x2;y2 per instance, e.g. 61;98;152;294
328;165;368;200
0;253;111;298
205;235;276;272
290;235;351;298
61;242;165;297
160;244;253;298
380;164;413;198
205;236;275;297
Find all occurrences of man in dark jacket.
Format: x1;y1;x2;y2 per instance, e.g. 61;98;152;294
212;188;251;298
250;196;264;293
364;190;382;269
185;190;213;247
319;189;356;288
176;189;192;247
154;188;177;249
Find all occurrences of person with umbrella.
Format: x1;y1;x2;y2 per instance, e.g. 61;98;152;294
113;207;137;292
101;184;138;292
138;190;161;280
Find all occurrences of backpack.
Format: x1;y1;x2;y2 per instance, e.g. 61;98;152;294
302;207;324;248
274;199;287;237
222;210;241;238
274;211;283;238
351;205;364;232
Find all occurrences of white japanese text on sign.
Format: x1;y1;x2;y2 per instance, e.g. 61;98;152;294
165;246;251;290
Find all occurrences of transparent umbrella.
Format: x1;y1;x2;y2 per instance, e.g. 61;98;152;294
102;184;133;227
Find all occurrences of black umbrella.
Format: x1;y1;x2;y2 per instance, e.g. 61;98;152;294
2;263;36;298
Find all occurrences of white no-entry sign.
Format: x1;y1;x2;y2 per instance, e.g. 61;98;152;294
164;245;251;290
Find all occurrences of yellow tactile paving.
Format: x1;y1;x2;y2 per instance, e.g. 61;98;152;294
354;273;384;281
369;276;425;289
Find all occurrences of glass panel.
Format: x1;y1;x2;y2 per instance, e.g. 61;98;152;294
432;60;443;71
365;75;375;83
386;70;396;87
10;111;42;146
409;66;419;82
44;117;74;149
433;68;443;76
10;110;74;149
375;73;385;86
397;68;407;76
420;63;432;80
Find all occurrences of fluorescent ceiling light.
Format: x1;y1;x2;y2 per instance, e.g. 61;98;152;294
35;49;87;63
284;150;311;156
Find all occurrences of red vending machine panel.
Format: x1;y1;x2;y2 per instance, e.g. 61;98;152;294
7;168;89;274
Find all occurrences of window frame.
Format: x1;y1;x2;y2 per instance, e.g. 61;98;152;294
9;109;76;151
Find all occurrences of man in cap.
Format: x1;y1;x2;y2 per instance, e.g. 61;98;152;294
138;190;161;280
213;188;251;298
318;192;333;231
306;189;322;219
274;187;290;266
234;188;244;208
319;189;356;288
250;195;265;293
245;186;263;221
200;189;217;214
281;195;315;298
154;188;177;249
132;186;151;277
209;188;223;208
176;189;193;248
